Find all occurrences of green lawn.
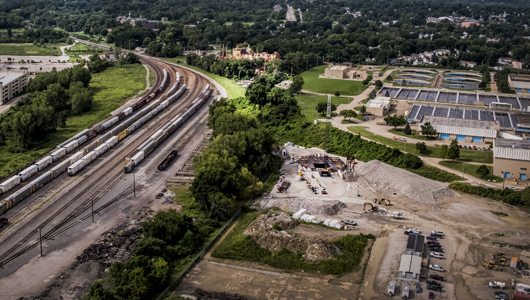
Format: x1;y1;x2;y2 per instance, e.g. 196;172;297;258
389;129;435;141
162;58;245;99
148;66;155;86
347;126;493;164
300;65;369;96
0;64;146;179
361;99;368;104
65;43;105;55
0;43;66;56
439;161;502;182
296;94;352;121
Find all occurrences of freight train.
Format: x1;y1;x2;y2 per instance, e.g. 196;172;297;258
124;84;211;173
0;70;181;216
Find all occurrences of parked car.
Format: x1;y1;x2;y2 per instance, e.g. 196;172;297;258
494;291;507;299
399;137;407;141
429;264;444;272
489;281;506;289
427;279;442;285
473;146;477;150
458;145;462;149
416;285;423;293
429;274;444;281
427;284;442;291
405;228;421;234
426;236;438;240
430;252;444;259
427;241;440;245
430;247;443;253
487;147;491;151
431;230;444;236
429;292;435;299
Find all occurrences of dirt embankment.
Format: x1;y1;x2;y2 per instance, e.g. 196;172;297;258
243;211;339;262
356;160;454;204
260;198;346;215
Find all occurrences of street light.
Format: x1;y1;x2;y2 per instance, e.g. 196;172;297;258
38;228;43;257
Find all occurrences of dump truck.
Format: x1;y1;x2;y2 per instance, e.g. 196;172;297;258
277;180;291;192
363;202;379;212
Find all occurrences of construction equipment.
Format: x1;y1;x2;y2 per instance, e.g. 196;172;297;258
364;202;379;212
319;167;331;177
483;262;500;271
374;197;391;206
495;252;506;258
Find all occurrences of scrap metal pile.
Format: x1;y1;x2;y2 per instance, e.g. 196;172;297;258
297;155;346;171
76;227;142;266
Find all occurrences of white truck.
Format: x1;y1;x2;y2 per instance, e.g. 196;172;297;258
429;264;444;272
402;285;410;299
489;281;506;289
430;252;444;259
388;281;396;296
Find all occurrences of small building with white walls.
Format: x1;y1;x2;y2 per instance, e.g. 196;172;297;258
366;96;391;116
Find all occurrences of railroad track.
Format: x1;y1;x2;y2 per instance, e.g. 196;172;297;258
0;57;211;269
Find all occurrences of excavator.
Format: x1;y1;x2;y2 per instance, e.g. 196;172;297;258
483;262;500;271
319;167;331;177
364;202;379;212
494;252;506;258
374;197;391;206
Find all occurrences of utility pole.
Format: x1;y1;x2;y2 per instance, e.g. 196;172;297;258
133;173;136;197
325;94;331;152
38;228;43;257
91;197;94;223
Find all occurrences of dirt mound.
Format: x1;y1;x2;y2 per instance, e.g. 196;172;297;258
244;211;339;262
356;160;453;204
261;198;346;215
76;227;142;266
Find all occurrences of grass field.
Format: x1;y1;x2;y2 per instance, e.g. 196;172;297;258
389;129;435;141
439;161;502;182
0;43;66;56
65;43;105;55
162;58;245;99
296;94;352;121
148;66;155;86
299;65;369;96
0;64;146;179
347;126;493;164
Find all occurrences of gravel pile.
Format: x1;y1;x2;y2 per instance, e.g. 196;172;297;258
261;198;346;215
356;160;453;204
244;211;339;262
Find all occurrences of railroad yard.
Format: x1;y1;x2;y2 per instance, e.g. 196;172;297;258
0;49;220;299
171;145;530;300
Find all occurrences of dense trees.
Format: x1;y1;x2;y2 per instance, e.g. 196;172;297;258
0;66;93;149
420;122;437;138
384;114;407;129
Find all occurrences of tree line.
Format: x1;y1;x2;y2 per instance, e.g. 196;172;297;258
0;27;70;44
0;65;92;150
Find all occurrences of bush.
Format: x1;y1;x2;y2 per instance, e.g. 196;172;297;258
450;182;530;207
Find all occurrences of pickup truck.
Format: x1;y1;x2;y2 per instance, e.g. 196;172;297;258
430;252;444;259
431;230;444;236
429;264;444;272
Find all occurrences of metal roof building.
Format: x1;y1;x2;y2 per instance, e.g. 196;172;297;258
419;115;498;142
493;138;530;179
405;234;425;257
398;254;422;282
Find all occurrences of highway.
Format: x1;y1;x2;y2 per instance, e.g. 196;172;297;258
0;43;222;299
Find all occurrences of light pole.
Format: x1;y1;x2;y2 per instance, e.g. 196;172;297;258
133;173;136;197
38;228;43;257
412;209;418;228
91;197;94;223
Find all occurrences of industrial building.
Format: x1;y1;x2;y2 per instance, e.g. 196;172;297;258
398;234;424;282
493;138;530;180
323;64;357;79
0;71;28;104
509;74;530;94
366;96;391;116
116;14;159;30
419;115;498;143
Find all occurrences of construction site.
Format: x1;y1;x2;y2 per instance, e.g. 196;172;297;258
172;144;530;300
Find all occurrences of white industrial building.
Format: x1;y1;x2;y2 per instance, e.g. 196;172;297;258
419;115;498;143
0;70;28;104
366;96;391;116
398;254;422;282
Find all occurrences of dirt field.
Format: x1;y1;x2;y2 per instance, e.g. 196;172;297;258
174;146;530;300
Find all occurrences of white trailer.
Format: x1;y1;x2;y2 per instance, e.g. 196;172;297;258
50;148;67;161
131;151;145;166
0;176;21;193
19;165;38;181
70;151;84;164
64;139;79;153
68;160;86;176
106;136;118;148
35;156;53;171
94;144;108;157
